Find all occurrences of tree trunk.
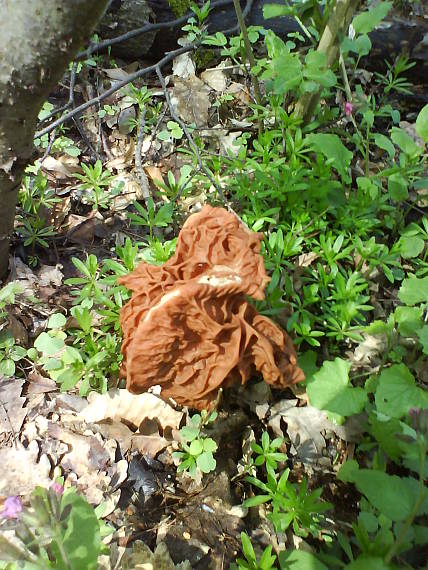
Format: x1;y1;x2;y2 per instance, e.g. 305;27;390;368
0;0;110;279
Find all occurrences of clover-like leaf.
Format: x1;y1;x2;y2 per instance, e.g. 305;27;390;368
196;451;216;473
34;332;65;356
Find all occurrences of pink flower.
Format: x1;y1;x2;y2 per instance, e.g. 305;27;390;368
50;482;64;496
1;496;22;519
344;101;353;117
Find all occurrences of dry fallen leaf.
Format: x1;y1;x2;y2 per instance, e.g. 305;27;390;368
201;68;227;92
37;264;64;287
173;52;196;79
48;422;110;476
41;155;80;179
79;390;184;435
0;441;51;495
172;76;210;128
0;377;27;435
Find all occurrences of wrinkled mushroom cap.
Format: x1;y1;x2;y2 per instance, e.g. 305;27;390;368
119;205;304;409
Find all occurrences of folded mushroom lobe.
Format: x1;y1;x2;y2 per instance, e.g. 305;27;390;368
119;205;304;409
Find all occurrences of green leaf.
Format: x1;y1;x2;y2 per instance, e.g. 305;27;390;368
34;332;65;356
189;439;204;456
196;451;216;473
395;306;423;336
48;313;67;329
391;127;422;156
341;34;371;57
240;532;256;564
243;494;272;507
388;173;408;201
399;235;425;258
59;489;101;569
344;468;421;522
203;438;218;453
298;350;318;384
269;52;302;93
0;359;15;377
368;414;404;460
352;2;392;34
263;3;291;18
415;103;428;141
180;426;200;442
346;556;393;570
278;549;328;569
307;358;368;424
374;364;427;418
398;275;428;305
373;133;395;159
307;134;352;181
303;51;336;88
416;326;428;354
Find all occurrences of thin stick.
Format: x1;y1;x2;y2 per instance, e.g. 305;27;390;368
231;0;263;133
34;45;196;140
135;107;150;202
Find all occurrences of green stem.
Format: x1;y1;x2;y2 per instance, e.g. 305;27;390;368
231;0;263;133
294;0;360;123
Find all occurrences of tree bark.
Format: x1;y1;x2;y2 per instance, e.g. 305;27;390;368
0;0;110;279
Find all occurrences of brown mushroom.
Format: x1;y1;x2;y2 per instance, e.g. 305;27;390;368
119;205;304;410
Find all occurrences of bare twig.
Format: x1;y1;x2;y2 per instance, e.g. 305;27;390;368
231;0;263;133
135;107;150;202
75;0;234;61
34;45;196;140
39;128;58;163
37;62;79;127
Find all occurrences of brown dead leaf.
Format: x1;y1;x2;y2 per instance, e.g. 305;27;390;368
105;139;135;170
297;252;319;267
65;211;109;244
173;52;196;79
145;165;165;186
37;264;63;287
48;422;110;476
227;82;251;105
0;377;27;435
259;399;364;469
80;390;184;436
201;68;227;92
26;372;57;396
172;76;210;127
0;441;51;495
42;155;81;179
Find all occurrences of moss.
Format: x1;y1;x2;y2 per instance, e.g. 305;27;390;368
168;0;191;17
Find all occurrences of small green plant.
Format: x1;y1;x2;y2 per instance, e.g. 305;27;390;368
173;410;218;478
231;532;277;570
28;313;110;395
127;198;174;243
73;160;122;210
0;482;111;569
0;331;27;377
154;165;193;200
251;431;288;477
97;103;120;118
244;467;332;538
0;283;24;322
157;120;184;143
